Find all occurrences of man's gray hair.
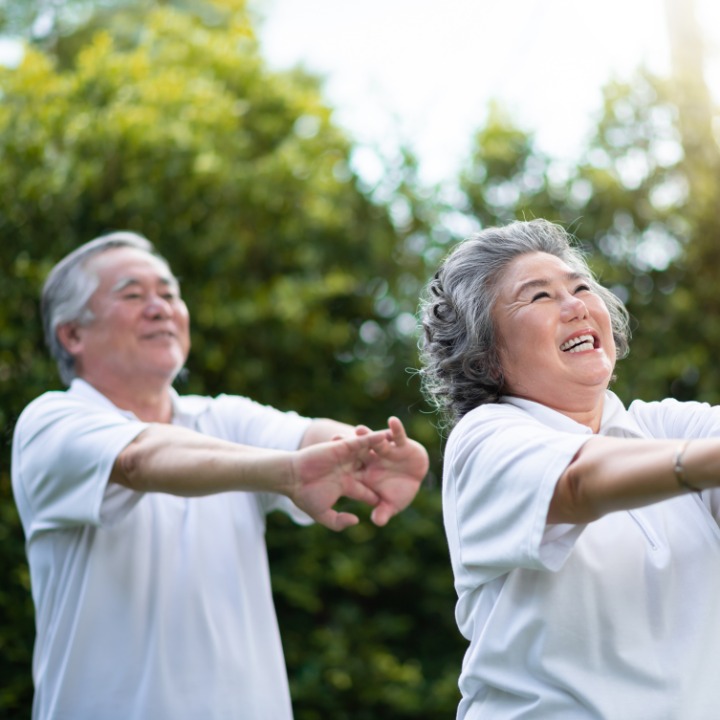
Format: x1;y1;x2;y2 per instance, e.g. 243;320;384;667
419;219;630;429
42;230;164;386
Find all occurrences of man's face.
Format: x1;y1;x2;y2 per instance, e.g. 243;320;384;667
62;247;191;389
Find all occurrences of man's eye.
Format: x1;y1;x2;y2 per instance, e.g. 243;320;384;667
574;284;591;294
123;293;142;300
531;291;550;302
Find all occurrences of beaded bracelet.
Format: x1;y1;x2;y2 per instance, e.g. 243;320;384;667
674;441;702;493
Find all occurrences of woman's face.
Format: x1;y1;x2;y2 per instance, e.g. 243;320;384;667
492;251;616;417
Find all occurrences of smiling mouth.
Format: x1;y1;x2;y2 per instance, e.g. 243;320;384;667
143;331;176;340
560;333;597;353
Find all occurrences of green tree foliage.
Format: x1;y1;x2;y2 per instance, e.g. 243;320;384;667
5;0;720;717
0;2;457;716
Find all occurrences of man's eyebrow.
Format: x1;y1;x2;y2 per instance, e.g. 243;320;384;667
111;275;178;292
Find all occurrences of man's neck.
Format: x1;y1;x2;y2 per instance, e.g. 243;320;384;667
80;374;174;423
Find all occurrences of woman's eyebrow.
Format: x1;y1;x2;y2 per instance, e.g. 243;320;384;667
515;278;549;296
514;272;586;298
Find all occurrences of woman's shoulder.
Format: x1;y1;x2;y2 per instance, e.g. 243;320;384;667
453;399;533;431
627;395;719;439
448;399;560;453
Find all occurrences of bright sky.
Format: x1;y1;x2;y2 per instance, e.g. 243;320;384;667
255;0;720;184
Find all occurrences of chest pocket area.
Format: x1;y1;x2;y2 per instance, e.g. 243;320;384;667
627;510;660;551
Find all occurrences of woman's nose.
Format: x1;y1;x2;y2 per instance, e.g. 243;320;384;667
560;293;588;321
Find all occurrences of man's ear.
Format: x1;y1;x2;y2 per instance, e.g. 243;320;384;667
56;322;83;356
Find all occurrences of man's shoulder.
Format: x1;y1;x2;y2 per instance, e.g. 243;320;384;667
15;382;126;437
174;391;289;418
17;388;75;423
12;388;84;453
171;392;273;433
172;391;309;448
172;391;257;419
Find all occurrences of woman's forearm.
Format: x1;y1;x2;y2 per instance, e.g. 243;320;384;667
548;436;720;524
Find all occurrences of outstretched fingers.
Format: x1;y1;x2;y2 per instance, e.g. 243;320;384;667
292;423;426;531
343;475;381;506
317;509;361;532
370;502;395;527
358;417;429;527
387;416;408;446
292;431;390;530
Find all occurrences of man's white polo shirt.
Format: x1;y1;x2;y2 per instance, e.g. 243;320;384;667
12;379;312;720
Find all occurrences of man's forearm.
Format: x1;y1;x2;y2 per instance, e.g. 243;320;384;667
111;424;295;496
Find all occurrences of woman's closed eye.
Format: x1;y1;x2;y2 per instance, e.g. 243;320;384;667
530;284;590;302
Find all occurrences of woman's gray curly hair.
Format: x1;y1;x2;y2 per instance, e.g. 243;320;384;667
418;219;630;429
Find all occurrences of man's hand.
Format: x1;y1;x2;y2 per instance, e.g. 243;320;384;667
289;430;390;531
289;418;429;531
358;416;429;527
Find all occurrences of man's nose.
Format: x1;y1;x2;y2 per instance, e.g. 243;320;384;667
143;294;172;318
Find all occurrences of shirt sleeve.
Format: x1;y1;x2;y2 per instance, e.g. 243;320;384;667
195;393;311;450
11;392;148;540
193;393;313;522
628;397;720;439
629;397;720;525
444;405;591;589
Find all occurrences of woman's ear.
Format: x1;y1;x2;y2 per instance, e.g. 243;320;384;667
56;322;82;356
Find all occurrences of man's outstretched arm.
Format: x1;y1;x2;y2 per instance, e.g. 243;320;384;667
111;423;391;530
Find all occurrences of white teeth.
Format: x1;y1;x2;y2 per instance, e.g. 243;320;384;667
560;334;595;352
566;341;594;353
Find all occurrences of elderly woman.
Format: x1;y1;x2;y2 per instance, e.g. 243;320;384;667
420;219;720;720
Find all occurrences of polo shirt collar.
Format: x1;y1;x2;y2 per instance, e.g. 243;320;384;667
68;378;136;419
501;390;644;438
68;378;209;425
598;390;645;438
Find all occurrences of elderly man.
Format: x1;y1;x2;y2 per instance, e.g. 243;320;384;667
11;231;428;720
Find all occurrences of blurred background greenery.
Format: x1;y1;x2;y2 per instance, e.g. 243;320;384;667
1;0;719;717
